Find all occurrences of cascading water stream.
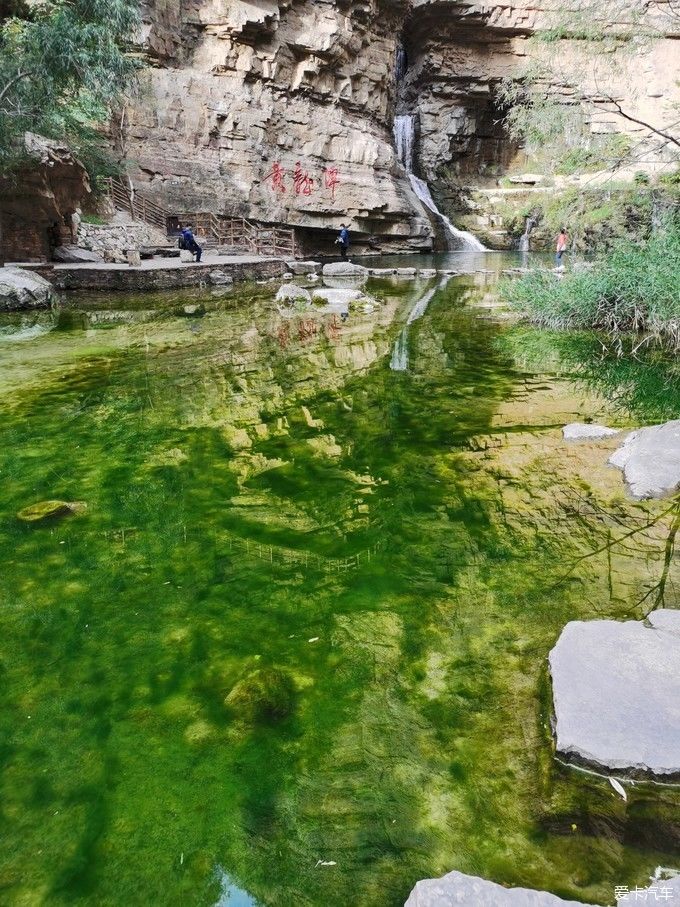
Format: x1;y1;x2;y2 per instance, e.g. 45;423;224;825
393;115;486;252
518;215;536;253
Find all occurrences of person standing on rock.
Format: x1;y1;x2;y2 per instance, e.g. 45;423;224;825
181;224;202;263
555;228;568;268
337;224;350;260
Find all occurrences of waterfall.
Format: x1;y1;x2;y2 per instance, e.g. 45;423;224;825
518;215;536;253
393;115;486;253
390;278;449;372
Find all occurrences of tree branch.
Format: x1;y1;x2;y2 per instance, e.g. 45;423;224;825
591;95;680;148
0;70;36;108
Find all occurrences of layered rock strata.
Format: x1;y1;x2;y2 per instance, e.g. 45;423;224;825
118;0;680;250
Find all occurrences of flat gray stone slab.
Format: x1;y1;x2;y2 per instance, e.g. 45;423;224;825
404;870;602;906
549;620;680;776
562;423;619;441
609;420;680;498
322;262;367;277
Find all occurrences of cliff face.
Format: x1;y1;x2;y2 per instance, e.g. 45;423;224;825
124;0;433;253
121;0;679;251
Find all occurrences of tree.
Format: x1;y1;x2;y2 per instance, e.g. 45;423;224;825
497;0;680;174
0;0;140;177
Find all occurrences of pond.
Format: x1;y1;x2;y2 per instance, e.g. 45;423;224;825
1;269;678;906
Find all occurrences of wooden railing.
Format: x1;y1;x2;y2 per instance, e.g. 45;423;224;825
99;177;297;258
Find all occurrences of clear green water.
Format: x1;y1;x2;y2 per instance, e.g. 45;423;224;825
1;276;678;906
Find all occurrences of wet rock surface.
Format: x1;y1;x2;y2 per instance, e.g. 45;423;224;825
549;617;680;777
609;420;680;499
404;870;603;905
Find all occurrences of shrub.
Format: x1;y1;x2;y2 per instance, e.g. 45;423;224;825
502;218;680;349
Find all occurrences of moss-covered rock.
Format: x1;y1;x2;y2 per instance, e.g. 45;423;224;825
224;668;296;723
16;500;87;523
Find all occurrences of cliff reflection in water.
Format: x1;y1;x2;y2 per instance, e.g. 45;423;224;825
0;276;678;907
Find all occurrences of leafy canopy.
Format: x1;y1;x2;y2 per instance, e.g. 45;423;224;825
0;0;140;174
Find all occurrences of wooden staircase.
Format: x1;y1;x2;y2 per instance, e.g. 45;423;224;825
100;177;298;258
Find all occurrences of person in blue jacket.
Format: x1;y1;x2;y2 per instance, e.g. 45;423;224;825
337;224;350;260
181;224;202;262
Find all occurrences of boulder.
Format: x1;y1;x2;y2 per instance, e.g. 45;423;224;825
178;303;206;317
0;267;53;311
312;288;364;308
322;262;368;278
17;500;87;523
404;870;602;906
418;269;438;278
52;245;103;263
396;267;418;277
609;421;680;498
225;668;295;723
286;260;321;275
276;284;312;304
209;270;233;286
549;618;680;776
562;423;620;441
508;173;545;185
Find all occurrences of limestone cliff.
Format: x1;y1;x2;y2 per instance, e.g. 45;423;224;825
119;0;679;251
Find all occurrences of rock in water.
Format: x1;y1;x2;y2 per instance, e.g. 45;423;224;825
17;500;87;523
286;260;321;276
549;617;680;776
609;420;680;498
404;870;603;905
562;423;620;441
276;284;312;304
322;262;368;278
225;668;296;723
0;268;53;312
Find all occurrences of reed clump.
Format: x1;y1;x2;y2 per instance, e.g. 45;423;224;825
503;219;680;351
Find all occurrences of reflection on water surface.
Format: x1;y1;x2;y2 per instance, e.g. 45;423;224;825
0;272;678;906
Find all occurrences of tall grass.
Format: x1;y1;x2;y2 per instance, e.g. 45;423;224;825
503;219;680;350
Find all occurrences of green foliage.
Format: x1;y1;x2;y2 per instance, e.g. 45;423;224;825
502;218;680;348
0;0;139;175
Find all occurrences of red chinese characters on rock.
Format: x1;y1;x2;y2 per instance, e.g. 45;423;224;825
266;162;287;195
293;162;315;196
323;167;340;201
265;162;341;201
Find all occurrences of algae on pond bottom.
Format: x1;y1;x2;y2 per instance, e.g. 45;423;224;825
0;277;678;907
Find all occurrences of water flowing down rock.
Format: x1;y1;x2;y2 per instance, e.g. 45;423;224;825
549;617;680;777
562;423;620;441
393;115;486;252
404;870;604;906
609;421;680;499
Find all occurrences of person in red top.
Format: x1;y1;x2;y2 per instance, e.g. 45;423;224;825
555;228;568;267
